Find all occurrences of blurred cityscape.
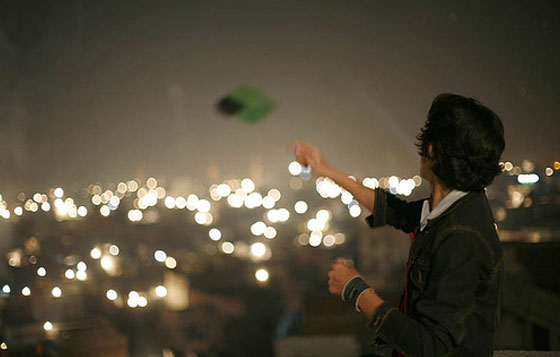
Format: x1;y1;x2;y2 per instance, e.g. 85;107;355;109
0;159;559;356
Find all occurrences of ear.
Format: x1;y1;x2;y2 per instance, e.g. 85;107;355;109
428;144;434;158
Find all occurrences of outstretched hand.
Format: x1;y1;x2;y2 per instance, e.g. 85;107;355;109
288;141;328;177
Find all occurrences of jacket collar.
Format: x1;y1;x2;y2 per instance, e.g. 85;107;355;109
420;190;481;231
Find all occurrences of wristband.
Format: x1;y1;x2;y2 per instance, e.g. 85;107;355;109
342;276;371;311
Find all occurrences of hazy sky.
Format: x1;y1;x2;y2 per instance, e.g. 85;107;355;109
1;0;559;192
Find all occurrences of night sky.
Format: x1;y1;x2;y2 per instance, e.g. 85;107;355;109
1;0;559;193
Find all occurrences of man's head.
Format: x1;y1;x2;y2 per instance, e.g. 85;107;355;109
416;93;505;191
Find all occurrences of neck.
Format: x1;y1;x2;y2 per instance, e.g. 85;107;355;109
429;180;452;210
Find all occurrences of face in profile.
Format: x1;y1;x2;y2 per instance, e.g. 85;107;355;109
419;144;435;182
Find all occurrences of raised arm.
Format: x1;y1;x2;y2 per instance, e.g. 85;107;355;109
290;141;375;213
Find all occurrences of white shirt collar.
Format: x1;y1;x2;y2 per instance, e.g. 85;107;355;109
419;190;469;231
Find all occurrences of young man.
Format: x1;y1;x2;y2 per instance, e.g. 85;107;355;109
292;93;505;356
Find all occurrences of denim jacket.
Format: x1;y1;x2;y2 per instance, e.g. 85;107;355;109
365;189;503;356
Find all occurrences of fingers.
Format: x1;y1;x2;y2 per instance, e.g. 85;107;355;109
287;141;299;153
327;276;338;295
288;140;314;156
288;140;306;154
333;257;354;268
295;153;307;166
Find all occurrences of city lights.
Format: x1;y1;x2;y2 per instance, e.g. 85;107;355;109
155;285;167;298
297;233;310;246
277;208;290;222
341;191;353;204
268;189;281;201
100;205;111;217
262;195;275;209
349;204;362;217
288;161;303;176
227;193;244;208
100;256;115;271
78;206;88;217
217;183;231;197
309;231;322;247
146;177;158;189
241;178;255;193
244;192;263;209
195;212;213;225
127;291;139;308
43;321;53;331
267;209;280;223
363;177;379;189
106;289;118;301
65;269;75;280
77;261;87;271
323;234;335;247
186;194;199;210
263;226;277;239
154;250;167;263
196;199;211;213
0;154;550;348
221;242;235;254
90;247;102;259
209;228;222;241
255;268;269;282
250;242;266;257
172;196;185;209
294;200;308;214
334;233;346;245
307;218;325;231
109;244;120;256
517;174;540;184
54;187;64;198
316;209;331;222
164;196;176;209
251;221;267;236
137;296;148;308
128;209;143;222
51;287;62;298
165;257;177;269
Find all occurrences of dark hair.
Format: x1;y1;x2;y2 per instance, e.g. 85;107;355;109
416;93;505;191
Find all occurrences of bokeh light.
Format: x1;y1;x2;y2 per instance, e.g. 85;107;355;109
165;257;177;269
209;228;222;241
250;242;266;257
255;268;269;282
90;248;102;260
294;200;308;214
155;285;167;298
51;287;62;298
288;161;303;176
221;242;235;254
154;250;167;262
37;267;47;277
106;289;118;301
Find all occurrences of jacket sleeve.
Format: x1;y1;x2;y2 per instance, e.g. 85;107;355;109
367;230;484;356
365;189;424;234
